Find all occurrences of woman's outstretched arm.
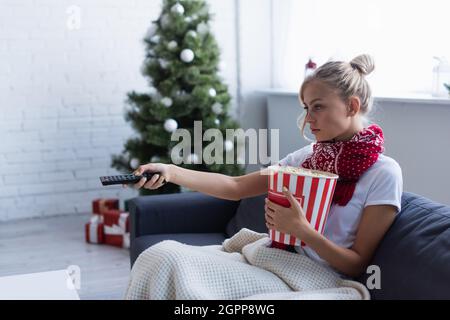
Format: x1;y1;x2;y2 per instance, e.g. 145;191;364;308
130;163;269;201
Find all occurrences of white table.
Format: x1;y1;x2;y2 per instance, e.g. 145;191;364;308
0;269;80;300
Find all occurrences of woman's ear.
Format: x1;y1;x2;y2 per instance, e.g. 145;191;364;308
347;96;361;116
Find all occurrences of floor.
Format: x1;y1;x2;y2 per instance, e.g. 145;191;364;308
0;213;131;300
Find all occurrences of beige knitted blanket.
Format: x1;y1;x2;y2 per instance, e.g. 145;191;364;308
124;228;370;300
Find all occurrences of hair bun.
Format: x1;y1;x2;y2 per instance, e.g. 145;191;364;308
350;54;375;76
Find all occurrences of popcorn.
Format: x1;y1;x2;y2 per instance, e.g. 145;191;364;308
273;165;338;179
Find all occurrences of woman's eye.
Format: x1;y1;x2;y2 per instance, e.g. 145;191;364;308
313;105;322;110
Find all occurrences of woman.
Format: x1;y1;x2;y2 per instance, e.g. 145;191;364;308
128;54;403;279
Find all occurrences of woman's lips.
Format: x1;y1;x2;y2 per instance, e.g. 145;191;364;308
311;129;320;133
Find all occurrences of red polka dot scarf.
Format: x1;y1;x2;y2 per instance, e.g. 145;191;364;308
301;124;385;206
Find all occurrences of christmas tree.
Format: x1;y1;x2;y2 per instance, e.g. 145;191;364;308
112;0;246;195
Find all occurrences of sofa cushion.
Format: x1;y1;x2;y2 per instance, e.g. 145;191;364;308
130;233;227;267
226;194;267;237
357;191;450;299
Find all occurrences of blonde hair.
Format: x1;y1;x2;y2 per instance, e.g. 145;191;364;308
298;54;375;141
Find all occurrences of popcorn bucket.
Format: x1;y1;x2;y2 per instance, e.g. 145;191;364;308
267;165;339;247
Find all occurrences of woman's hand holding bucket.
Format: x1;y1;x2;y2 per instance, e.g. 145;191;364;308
265;186;313;238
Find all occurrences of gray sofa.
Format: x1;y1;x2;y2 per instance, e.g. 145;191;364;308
128;191;450;300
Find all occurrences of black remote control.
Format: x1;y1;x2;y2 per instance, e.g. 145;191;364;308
99;172;160;186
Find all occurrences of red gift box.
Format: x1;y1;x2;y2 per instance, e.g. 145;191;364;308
102;210;129;232
85;216;104;244
92;199;119;215
103;232;130;249
102;210;130;248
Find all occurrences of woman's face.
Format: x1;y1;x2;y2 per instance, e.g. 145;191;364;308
301;80;361;142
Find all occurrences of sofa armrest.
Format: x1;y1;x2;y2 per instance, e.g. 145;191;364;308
128;191;240;241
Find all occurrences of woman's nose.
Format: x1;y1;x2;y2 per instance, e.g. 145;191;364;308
305;111;315;123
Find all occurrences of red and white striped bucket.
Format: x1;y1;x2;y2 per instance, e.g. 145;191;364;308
267;165;339;247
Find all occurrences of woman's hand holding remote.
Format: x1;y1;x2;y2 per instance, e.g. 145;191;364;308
124;163;172;190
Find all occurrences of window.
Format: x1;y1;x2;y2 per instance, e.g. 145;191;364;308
272;0;450;96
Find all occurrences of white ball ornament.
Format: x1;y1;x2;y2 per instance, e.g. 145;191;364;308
212;102;223;114
146;24;157;38
171;3;185;15
164;119;178;133
186;30;197;38
196;22;209;35
214;119;220;125
185;17;192;23
150;155;161;163
224;140;234;152
180;49;195;63
208;88;217;97
150;35;160;43
167;40;178;50
161;97;173;108
130;158;140;169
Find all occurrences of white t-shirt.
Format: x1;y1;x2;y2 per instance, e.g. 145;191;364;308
278;142;403;276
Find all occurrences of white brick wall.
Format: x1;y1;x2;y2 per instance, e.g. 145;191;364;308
0;0;240;221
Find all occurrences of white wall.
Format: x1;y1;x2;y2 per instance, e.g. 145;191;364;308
369;100;450;205
236;0;272;173
0;0;253;221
